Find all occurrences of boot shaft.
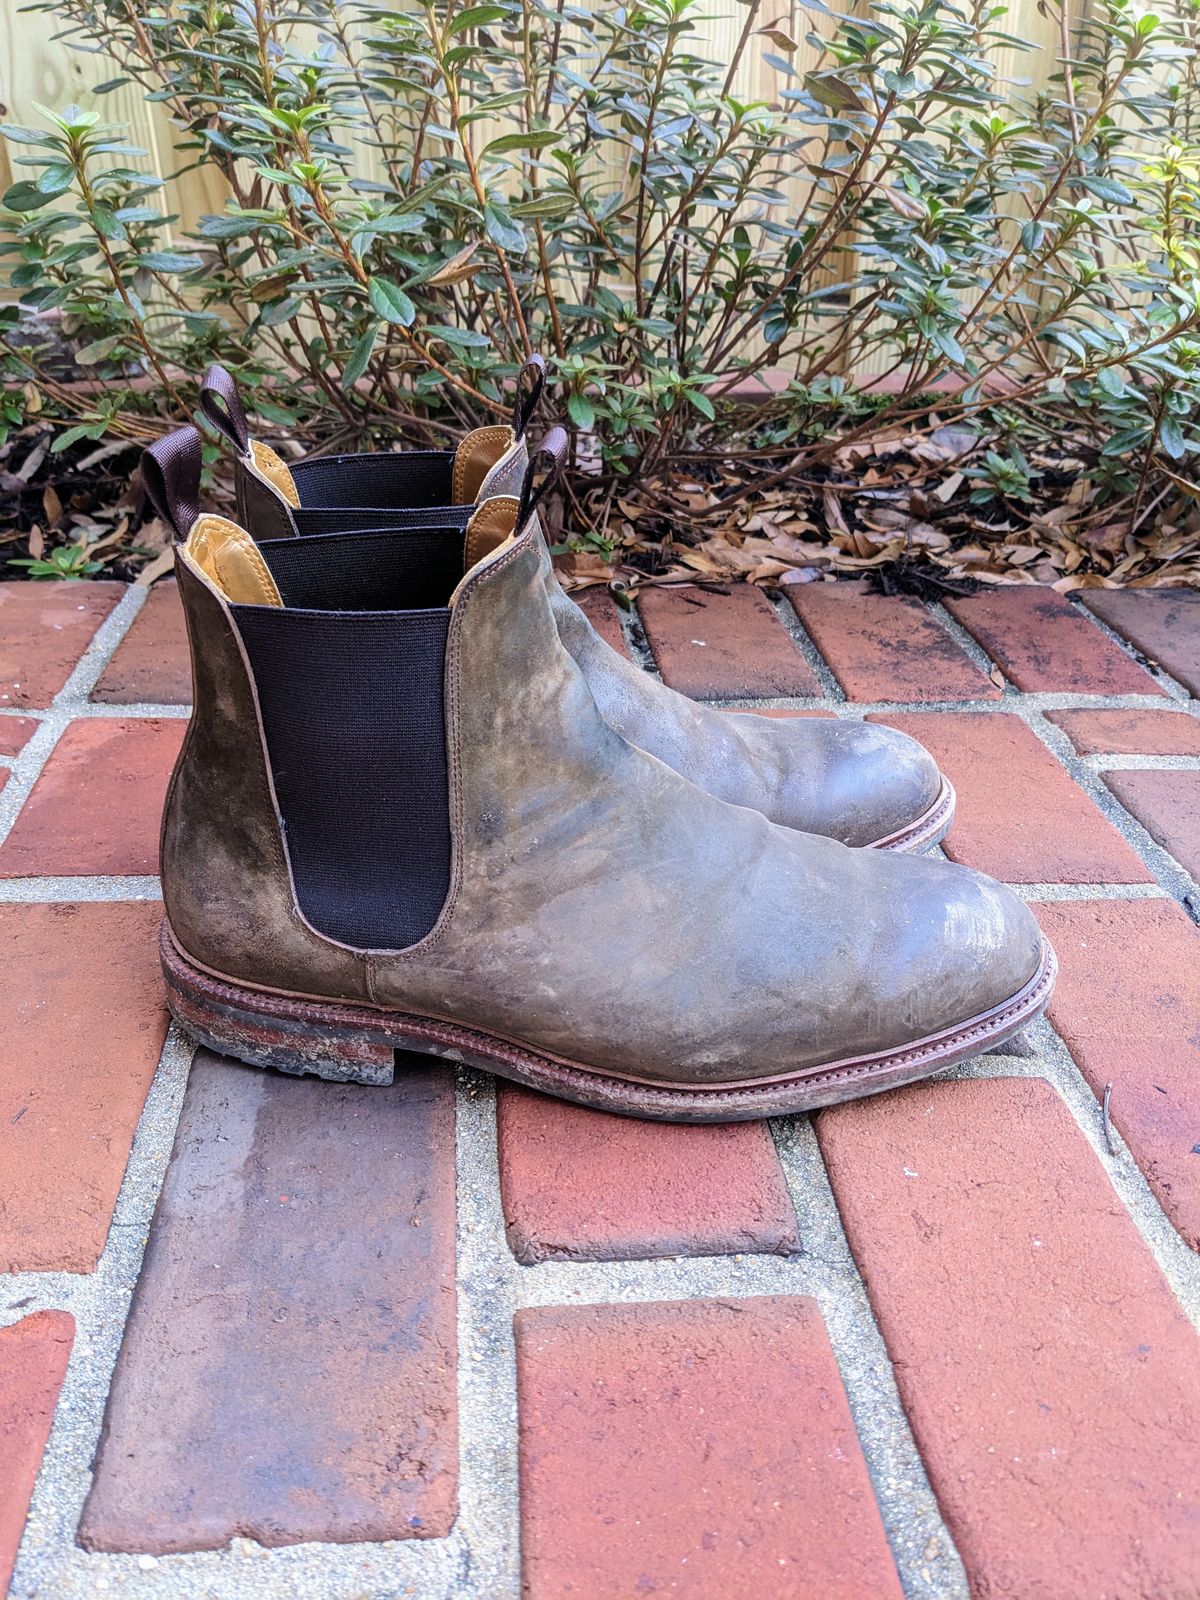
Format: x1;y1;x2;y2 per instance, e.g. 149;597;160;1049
199;358;541;539
158;429;565;989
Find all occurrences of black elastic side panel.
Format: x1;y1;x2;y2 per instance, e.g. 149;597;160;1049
259;524;467;611
231;605;452;952
289;502;473;538
291;451;454;508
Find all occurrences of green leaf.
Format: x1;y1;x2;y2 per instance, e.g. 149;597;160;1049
198;212;262;239
50;422;106;453
367;276;416;325
1159;416;1187;460
75;335;125;364
138;250;204;272
481;131;562;158
429;324;490;350
448;5;508;34
2;180;55;212
510;193;575;219
931;328;966;366
686;390;716;420
89;205;126;240
483;203;525;254
567;391;595;430
1096;366;1127;399
0;124;57;146
341;322;379;388
1079;175;1133;206
260;295;302;326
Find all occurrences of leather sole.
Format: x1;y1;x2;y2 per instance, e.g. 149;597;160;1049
160;921;1056;1123
872;774;955;853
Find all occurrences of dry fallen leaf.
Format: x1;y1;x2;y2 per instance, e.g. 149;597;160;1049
135;547;177;587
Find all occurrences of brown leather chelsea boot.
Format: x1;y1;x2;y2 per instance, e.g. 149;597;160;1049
151;428;1054;1121
193;361;955;854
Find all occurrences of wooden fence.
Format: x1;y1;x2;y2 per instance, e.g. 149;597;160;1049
0;0;1070;378
0;0;1066;223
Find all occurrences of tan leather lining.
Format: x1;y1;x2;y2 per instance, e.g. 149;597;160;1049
453;498;520;605
250;439;301;508
183;514;283;607
453;426;514;505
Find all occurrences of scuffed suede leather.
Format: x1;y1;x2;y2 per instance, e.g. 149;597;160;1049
232;435;943;845
457;437;942;846
166;511;1043;1087
162;559;371;1002
540;541;940;845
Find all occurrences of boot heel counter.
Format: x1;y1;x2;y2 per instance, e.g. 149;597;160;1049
164;559;370;1002
234;456;298;540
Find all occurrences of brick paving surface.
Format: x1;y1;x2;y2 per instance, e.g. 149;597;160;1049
81;1051;458;1553
0;581;123;709
0;1313;74;1595
0;717;39;756
0;902;167;1272
788;580;1000;702
1083;587;1200;695
1104;768;1200;881
0;718;185;878
638;582;823;698
1037;898;1200;1250
1046;705;1200;755
516;1297;904;1599
946;585;1166;695
91;580;190;705
818;1076;1200;1600
572;585;629;656
872;710;1154;882
497;1087;798;1264
1;573;1198;1600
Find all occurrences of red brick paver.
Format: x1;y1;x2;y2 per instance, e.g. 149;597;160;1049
80;1049;458;1553
0;902;168;1272
0;717;39;756
573;586;630;656
497;1088;798;1263
818;1076;1200;1600
638;585;821;699
788;581;999;702
1084;588;1200;696
0;580;123;708
0;717;185;877
871;712;1153;882
1104;769;1200;879
0;1312;75;1595
1046;707;1200;755
946;587;1165;695
516;1297;903;1600
1037;898;1200;1250
2;567;1197;1592
92;581;190;704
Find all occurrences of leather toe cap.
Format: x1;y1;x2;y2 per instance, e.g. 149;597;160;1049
781;720;944;847
887;856;1048;1038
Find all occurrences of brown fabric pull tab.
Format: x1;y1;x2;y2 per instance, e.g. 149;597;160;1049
517;424;568;533
512;354;546;439
200;364;250;455
142;425;203;543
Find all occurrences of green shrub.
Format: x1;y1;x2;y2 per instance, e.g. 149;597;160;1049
1;0;1198;572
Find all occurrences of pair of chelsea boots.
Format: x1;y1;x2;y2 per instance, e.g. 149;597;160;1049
145;362;1055;1121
